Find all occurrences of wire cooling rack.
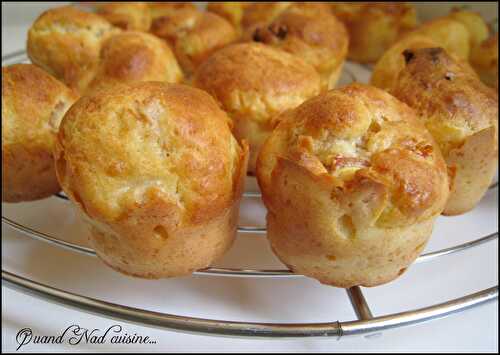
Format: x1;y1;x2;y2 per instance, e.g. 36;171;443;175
2;50;499;339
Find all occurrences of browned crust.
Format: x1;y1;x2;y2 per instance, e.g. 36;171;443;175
86;31;183;93
193;42;320;173
194;43;320;108
371;35;478;92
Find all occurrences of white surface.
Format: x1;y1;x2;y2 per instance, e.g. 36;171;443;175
2;2;499;353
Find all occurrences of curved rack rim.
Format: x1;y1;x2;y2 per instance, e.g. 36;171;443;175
2;215;498;277
2;270;497;338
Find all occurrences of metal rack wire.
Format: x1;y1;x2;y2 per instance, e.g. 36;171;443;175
2;50;498;339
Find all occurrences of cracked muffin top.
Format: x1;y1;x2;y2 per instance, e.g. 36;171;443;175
257;83;450;228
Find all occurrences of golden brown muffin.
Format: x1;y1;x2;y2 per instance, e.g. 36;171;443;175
2;64;78;202
331;2;417;63
54;82;248;278
256;83;449;288
27;6;120;93
448;8;489;50
151;8;237;76
471;34;499;89
96;2;152;31
371;35;478;92
391;48;498;215
86;31;183;94
207;2;249;33
248;7;348;90
194;43;321;173
400;18;470;61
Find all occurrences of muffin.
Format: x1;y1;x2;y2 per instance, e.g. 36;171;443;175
248;6;349;90
54;82;248;278
371;35;477;92
27;6;120;92
391;48;498;215
2;64;78;202
471;34;499;89
86;31;183;94
256;83;449;287
331;2;418;63
151;8;237;76
207;2;249;33
194;43;321;173
96;2;152;31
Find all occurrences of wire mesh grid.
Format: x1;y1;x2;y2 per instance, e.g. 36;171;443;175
2;50;498;339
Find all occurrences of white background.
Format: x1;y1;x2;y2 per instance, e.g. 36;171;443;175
2;2;499;353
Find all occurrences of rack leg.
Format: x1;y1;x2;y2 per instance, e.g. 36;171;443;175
346;286;373;320
346;286;382;339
